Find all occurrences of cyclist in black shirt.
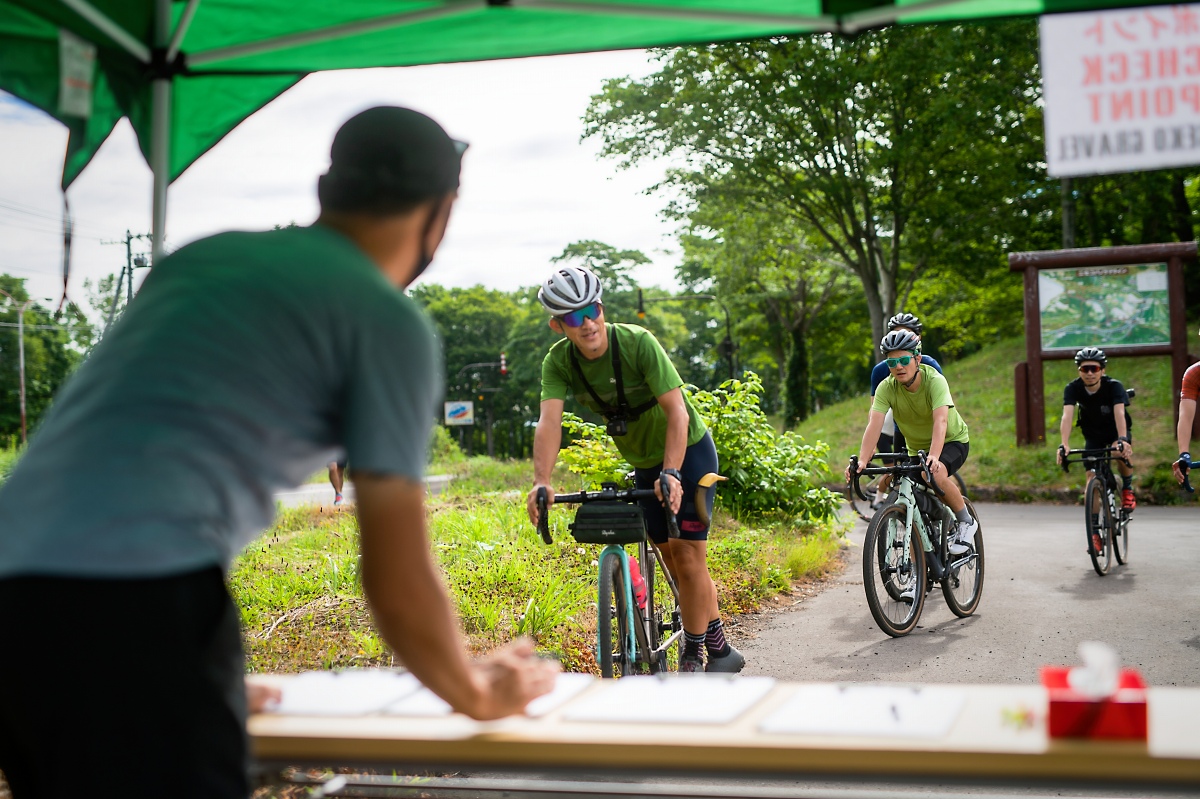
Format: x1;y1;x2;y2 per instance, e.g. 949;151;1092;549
1055;347;1135;509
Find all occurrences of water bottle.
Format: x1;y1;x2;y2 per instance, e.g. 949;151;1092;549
629;556;648;609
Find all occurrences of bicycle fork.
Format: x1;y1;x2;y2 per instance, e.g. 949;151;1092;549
598;545;639;666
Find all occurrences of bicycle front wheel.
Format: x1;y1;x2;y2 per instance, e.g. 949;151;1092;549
863;504;927;637
1085;478;1113;577
1113;510;1130;565
598;551;635;677
942;499;985;617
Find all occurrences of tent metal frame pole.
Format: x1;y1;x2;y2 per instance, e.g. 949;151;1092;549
151;0;172;265
187;0;481;68
514;1;829;29
167;0;203;62
61;0;151;62
840;0;972;33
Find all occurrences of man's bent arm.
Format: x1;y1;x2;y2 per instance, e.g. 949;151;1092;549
1178;399;1197;455
658;388;689;472
1059;406;1075;450
533;399;565;485
856;410;887;465
928;406;949;463
356;474;555;720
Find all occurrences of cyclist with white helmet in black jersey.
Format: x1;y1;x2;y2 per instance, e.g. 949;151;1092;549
847;329;976;555
1056;347;1136;510
526;265;744;674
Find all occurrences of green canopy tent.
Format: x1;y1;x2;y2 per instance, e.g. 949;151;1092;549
0;0;1166;261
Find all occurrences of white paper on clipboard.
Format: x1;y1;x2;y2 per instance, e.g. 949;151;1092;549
758;684;966;738
561;675;776;725
273;670;420;716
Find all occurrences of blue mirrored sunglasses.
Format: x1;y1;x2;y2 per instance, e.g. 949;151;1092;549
886;354;916;368
558;302;601;328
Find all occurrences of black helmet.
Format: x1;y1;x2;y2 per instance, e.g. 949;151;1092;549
887;312;923;334
1074;347;1107;368
880;329;922;356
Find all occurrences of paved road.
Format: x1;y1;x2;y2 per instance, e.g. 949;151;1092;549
739;502;1200;688
273;474;452;508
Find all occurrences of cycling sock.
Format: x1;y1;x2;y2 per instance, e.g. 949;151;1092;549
705;618;730;658
683;629;705;661
955;506;972;524
1122;475;1133;491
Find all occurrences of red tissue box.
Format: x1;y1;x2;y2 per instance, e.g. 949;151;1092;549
1040;666;1147;741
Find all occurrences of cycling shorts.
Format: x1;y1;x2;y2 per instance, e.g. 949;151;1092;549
634;431;720;544
938;440;969;477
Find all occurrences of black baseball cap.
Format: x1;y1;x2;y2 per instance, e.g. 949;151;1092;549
317;106;467;213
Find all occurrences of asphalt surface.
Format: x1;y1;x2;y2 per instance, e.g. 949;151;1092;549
738;501;1200;688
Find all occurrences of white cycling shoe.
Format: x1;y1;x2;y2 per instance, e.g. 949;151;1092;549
948;517;978;555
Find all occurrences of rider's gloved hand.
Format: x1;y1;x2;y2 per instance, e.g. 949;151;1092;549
1173;452;1192;485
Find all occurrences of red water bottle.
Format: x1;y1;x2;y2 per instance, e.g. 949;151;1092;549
629;556;648;609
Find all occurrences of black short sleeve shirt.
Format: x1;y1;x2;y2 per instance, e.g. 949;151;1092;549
1063;376;1131;443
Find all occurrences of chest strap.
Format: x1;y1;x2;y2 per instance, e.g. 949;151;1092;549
568;325;659;422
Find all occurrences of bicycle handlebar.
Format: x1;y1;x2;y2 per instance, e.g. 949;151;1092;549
847;450;944;500
535;473;681;544
1175;455;1194;493
1059;445;1130;473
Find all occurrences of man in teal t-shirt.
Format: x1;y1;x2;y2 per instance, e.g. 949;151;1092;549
846;328;977;557
0;108;555;798
526;265;743;674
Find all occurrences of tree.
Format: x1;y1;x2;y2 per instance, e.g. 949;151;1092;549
0;276;87;439
678;192;851;424
584;21;1048;345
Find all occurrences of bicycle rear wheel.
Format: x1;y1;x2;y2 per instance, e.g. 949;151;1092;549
598;551;635;677
942;499;984;617
1085;478;1113;577
848;473;881;523
643;543;679;673
863;504;927;637
1113;510;1130;565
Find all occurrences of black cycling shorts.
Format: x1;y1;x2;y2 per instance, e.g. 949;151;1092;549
939;440;970;477
634;432;720;544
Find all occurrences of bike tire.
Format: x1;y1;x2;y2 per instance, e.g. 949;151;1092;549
942;498;985;617
598;552;635;677
863;504;927;637
953;472;968;499
1113;509;1130;565
849;472;881;523
1085;478;1113;577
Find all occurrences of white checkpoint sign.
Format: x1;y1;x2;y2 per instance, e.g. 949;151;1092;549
1041;4;1200;177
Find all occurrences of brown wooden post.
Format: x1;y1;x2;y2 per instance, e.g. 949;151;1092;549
1168;255;1189;429
1023;266;1045;444
1014;361;1029;445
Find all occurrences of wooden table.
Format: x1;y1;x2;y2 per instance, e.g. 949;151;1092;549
247;675;1200;790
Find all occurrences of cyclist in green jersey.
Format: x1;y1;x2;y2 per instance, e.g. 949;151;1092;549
526;265;744;673
846;329;977;555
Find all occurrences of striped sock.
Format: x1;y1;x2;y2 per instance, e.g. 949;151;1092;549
705;618;730;658
683;629;706;660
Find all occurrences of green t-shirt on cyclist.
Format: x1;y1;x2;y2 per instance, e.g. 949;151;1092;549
872;364;969;455
540;322;707;469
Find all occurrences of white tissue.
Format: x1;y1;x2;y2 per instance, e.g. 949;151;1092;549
1066;641;1120;699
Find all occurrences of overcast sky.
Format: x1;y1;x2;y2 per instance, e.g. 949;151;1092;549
0;49;684;309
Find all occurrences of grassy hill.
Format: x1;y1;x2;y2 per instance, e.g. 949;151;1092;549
797;337;1195;504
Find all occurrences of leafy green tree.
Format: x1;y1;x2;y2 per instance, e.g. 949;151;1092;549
584;21;1047;346
0;276;88;439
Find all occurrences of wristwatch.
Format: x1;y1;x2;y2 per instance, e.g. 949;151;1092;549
661;468;683;482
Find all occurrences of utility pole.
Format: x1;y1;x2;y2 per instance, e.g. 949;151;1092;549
101;230;152;332
455;355;508;457
0;289;44;445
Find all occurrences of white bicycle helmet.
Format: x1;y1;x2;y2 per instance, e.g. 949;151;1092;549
538;266;603;314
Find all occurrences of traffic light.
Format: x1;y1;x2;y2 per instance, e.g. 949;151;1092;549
500;352;507;375
637;288;646;320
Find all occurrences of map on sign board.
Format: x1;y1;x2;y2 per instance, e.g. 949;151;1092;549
1038;263;1170;351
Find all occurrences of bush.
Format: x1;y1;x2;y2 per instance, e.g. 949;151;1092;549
557;372;841;521
428;424;466;467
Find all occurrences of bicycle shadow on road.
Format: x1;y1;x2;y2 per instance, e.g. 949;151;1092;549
1058;568;1137;601
814;612;984;670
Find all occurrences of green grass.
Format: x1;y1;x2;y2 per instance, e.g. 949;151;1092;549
231;475;848;674
0;444;18;484
798;337;1194;503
